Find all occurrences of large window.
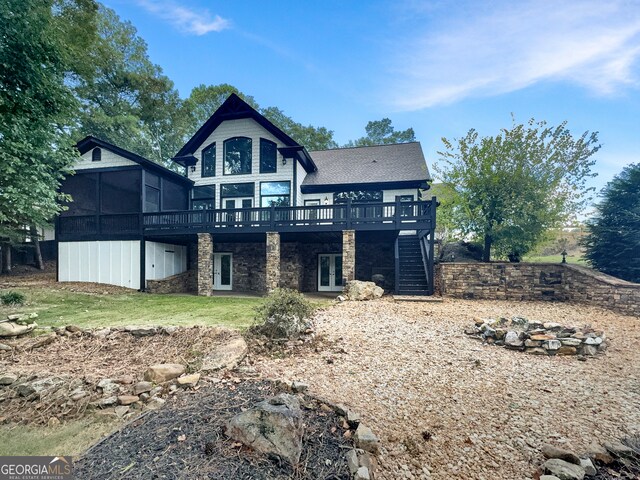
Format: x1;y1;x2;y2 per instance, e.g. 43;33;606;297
191;185;215;210
333;190;383;204
144;172;161;212
224;137;252;175
201;143;216;177
260;181;290;207
101;170;141;214
220;183;254;198
259;138;277;173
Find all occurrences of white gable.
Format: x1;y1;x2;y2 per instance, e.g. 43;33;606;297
75;147;136;170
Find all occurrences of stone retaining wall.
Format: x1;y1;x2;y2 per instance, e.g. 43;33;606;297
439;262;640;316
146;270;196;294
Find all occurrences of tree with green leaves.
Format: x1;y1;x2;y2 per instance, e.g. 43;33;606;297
582;163;640;282
344;118;415;147
73;5;189;168
436;119;599;262
0;0;96;270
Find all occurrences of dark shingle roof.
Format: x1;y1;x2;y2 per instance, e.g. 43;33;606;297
302;142;430;190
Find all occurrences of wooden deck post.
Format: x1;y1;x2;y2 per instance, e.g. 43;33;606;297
197;233;213;296
266;232;280;292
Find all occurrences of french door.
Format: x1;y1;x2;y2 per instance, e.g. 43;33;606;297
224;198;252;224
213;253;232;290
318;254;343;292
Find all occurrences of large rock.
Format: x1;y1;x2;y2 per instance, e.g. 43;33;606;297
505;331;524;348
226;393;303;465
144;364;186;383
201;336;247;372
0;321;37;337
542;444;581;465
543;459;585;480
124;325;157;337
344;281;384;301
354;424;379;453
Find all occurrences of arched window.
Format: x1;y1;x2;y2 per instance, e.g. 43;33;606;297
92;148;101;162
223;137;252;175
202;143;216;177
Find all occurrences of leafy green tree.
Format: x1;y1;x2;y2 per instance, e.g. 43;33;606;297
436;119;599;262
345;118;415;147
184;84;259;133
0;0;92;245
582;163;640;282
261;106;337;151
73;6;188;168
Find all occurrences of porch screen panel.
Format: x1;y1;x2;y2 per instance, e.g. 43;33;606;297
162;179;188;211
60;173;98;216
100;170;141;213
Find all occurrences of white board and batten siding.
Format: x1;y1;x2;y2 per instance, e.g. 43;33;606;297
58;241;141;289
75;148;136;171
144;241;187;282
58;240;188;290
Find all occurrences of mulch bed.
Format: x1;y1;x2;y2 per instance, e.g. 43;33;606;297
75;379;351;479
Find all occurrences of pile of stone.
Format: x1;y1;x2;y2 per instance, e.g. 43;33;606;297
537;440;638;479
0;313;38;338
226;381;380;480
465;316;608;358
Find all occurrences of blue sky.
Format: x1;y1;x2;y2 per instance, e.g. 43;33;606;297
106;0;640;194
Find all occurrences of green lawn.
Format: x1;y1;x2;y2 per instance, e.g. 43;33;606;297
0;288;266;330
0;416;120;457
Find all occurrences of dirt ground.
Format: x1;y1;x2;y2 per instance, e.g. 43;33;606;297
255;298;640;480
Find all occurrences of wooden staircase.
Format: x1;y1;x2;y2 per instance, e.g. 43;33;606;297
395;233;432;295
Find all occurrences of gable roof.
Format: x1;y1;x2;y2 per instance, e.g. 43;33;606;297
301;142;431;193
173;93;317;173
75;136;193;186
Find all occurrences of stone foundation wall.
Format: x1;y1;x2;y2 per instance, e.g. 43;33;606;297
356;241;395;292
280;243;303;291
215;242;266;293
146;270;196;294
439;262;640;316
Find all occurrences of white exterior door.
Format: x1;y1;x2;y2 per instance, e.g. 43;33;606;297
213;253;233;290
318;254;343;292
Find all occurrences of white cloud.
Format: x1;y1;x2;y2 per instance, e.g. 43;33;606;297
388;0;640;109
136;0;229;36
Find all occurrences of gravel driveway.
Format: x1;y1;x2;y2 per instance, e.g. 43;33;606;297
255;298;640;480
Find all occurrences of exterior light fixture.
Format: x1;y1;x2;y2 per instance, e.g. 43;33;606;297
190;165;196;173
282;156;287;166
324;196;329;205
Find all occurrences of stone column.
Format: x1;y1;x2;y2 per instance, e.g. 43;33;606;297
197;233;213;296
342;230;356;286
266;232;281;292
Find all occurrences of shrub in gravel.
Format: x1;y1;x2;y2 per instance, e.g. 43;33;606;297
1;291;26;305
252;289;314;340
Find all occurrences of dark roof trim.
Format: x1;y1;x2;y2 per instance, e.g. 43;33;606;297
172;155;198;167
174;94;304;159
301;180;429;194
76;136;193;186
278;146;317;173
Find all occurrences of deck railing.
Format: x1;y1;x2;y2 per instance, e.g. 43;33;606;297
57;199;435;238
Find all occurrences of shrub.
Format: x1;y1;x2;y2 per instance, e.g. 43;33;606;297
252;288;315;340
1;291;26;305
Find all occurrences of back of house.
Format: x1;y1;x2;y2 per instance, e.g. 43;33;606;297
55;94;436;295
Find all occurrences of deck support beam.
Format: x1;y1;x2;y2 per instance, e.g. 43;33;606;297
266;232;280;292
197;233;213;296
342;230;356;286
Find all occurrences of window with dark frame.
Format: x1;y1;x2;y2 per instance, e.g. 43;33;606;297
223;137;252;175
92;148;101;162
259;138;277;173
201;143;216;177
398;194;415;217
220;183;254;198
260;181;290;207
191;185;215;210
